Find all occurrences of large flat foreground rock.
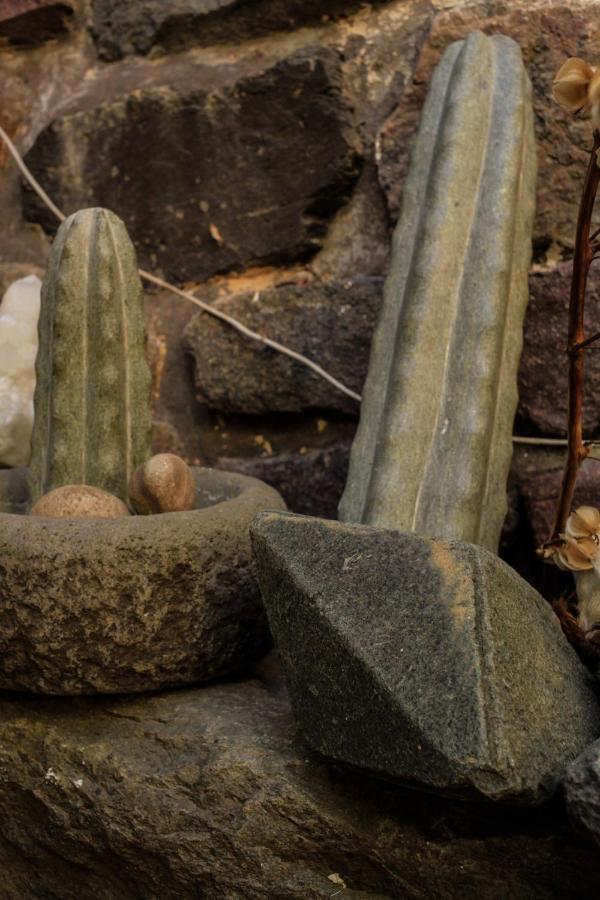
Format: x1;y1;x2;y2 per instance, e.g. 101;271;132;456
0;679;599;899
251;512;600;804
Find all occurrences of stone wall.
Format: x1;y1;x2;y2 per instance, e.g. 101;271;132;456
1;0;599;584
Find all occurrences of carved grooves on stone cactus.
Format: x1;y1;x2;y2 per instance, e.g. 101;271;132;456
29;207;151;504
338;32;537;552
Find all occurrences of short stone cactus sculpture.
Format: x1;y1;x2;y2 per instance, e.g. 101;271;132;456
29;207;152;505
0;206;285;694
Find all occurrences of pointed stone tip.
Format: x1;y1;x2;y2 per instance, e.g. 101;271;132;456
250;509;308;543
63;206;127;231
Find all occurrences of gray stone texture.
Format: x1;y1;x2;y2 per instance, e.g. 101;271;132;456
565;739;600;849
0;467;285;694
29;208;152;505
183;277;382;415
0;679;600;899
22;47;361;284
376;1;598;257
340;32;537;553
251;511;600;803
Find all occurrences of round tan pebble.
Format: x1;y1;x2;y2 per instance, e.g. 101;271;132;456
30;485;131;518
128;453;196;515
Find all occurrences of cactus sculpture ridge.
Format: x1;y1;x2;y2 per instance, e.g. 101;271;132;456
339;32;537;552
29;207;152;504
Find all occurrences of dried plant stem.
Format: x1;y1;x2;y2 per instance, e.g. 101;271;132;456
548;129;600;542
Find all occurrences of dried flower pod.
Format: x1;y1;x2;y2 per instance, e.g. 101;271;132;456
556;538;596;571
30;484;131;518
553;57;595;111
541;505;600;571
128;453;196;515
566;505;600;538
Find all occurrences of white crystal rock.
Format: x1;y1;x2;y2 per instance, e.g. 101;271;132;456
0;275;41;467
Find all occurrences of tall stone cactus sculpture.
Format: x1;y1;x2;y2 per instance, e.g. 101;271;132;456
29;208;151;504
339;32;537;552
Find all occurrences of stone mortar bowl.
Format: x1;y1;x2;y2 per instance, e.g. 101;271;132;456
0;467;284;694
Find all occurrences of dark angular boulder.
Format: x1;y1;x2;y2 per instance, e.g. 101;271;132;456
251;511;600;803
565;738;600;848
22;48;361;283
183;277;381;415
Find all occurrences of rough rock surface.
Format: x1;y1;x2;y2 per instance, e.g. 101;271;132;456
90;0;394;60
219;438;351;518
521;465;600;549
23;47;361;283
0;468;284;694
518;262;600;436
0;679;599;899
0;275;40;468
251;511;600;803
0;0;75;45
376;0;600;255
565;738;600;849
183;277;381;415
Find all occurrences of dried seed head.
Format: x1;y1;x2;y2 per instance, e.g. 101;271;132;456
541;506;600;571
566;505;600;538
556;537;596;571
553;57;595;111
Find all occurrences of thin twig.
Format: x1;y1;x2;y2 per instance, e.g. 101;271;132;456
0;124;361;404
3;124;591;437
512;436;568;446
548;129;600;542
572;330;600;352
139;270;362;402
0;125;66;223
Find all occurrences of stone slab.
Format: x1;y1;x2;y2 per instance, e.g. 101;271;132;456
0;678;599;898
